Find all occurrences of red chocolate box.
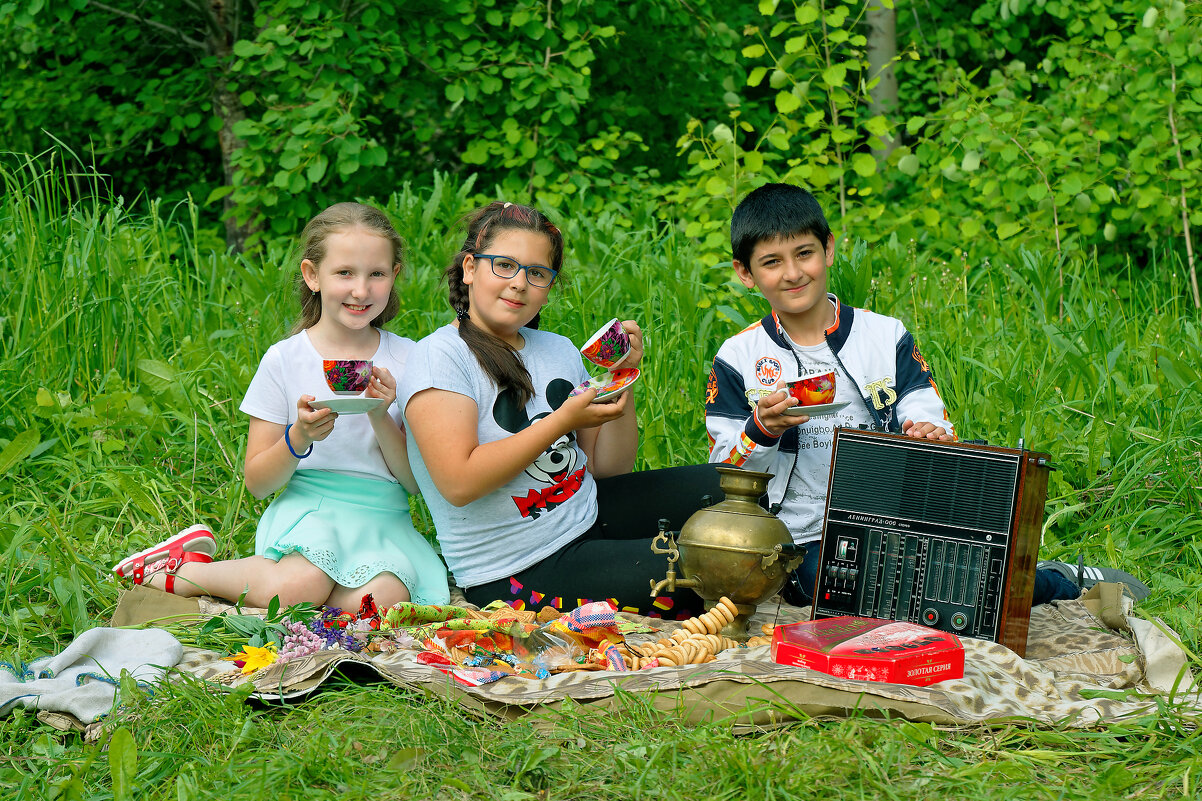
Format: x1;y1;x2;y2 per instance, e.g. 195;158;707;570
771;616;964;686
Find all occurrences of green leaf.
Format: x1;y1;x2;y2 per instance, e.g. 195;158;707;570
961;151;980;172
0;429;40;475
743;150;764;172
748;66;768;87
821;63;846;88
997;221;1023;240
775;90;801;114
307;154;328;183
742;44;766;59
850;152;876;177
864;115;889;137
758;0;779;14
906;116;926;135
137;359;177;392
108;728;137;801
704;175;729;196
445;84;464;103
795;3;819;24
897;153;919;176
204;185;234;205
784;37;806;54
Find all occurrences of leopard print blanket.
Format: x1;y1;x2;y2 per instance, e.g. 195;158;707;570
101;582;1198;732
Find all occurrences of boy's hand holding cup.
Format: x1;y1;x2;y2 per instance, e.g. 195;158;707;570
757;371;837;435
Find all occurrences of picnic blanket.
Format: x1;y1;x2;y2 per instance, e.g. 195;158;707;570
97;583;1198;734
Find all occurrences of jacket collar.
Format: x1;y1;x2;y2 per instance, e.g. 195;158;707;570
762;294;852;351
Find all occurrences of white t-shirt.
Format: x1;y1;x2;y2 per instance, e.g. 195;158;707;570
398;325;598;588
240;329;414;483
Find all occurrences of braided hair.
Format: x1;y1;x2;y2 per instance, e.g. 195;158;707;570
445;201;564;407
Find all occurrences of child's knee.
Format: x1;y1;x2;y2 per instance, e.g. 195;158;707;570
265;560;331;606
364;573;411;608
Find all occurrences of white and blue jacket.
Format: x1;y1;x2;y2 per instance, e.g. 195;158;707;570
705;294;953;543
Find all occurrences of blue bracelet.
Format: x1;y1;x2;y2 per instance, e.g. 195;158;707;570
284;423;313;459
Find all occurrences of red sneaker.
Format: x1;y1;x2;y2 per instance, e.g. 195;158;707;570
112;524;218;593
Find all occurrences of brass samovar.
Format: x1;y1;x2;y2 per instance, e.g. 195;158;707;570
650;466;804;638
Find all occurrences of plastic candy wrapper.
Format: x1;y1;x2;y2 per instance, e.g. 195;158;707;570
418;601;628;686
381;602;474;628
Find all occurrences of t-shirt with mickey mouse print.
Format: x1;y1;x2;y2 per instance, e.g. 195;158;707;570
398;324;598;588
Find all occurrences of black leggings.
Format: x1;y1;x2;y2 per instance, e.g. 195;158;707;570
464;464;723;618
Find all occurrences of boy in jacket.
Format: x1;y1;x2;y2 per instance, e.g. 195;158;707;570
705;183;1128;606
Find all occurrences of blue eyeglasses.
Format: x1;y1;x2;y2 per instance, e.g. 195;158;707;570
473;254;558;288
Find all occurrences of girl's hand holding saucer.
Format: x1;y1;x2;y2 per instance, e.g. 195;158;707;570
364;366;397;421
556;386;631;431
292;394;337;451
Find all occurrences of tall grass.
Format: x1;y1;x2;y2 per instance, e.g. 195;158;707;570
2;158;1200;799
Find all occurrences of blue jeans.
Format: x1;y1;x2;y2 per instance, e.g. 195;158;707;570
782;545;1081;607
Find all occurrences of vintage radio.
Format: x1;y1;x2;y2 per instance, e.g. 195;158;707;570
810;429;1051;657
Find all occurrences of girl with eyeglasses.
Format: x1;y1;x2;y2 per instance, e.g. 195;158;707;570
399;201;719;618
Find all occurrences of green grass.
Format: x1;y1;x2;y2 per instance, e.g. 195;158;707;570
2;157;1201;799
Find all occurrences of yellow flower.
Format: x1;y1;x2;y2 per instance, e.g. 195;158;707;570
223;644;278;675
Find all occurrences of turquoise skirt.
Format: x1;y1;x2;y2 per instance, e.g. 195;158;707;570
255;470;449;604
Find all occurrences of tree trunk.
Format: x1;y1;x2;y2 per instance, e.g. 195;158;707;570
212;79;256;252
205;0;259;252
866;2;898;163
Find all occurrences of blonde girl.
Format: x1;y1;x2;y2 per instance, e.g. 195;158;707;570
114;202;449;608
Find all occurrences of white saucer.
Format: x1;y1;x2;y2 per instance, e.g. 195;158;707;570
784;400;850;417
310;397;386;414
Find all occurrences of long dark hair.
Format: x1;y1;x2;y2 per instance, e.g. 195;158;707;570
291;202;405;334
445;201;564;407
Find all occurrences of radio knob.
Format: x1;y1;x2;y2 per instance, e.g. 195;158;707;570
827;565;838;579
922;608;940;626
951;612;968;630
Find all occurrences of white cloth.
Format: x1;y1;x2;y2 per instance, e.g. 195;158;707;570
398;324;598;588
240;329;414;482
1;628;182;723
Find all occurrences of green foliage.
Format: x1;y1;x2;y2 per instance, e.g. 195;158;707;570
668;0;914;260
0;0;757;246
897;0;1202;275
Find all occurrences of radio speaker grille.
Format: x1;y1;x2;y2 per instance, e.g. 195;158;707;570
828;439;1019;534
